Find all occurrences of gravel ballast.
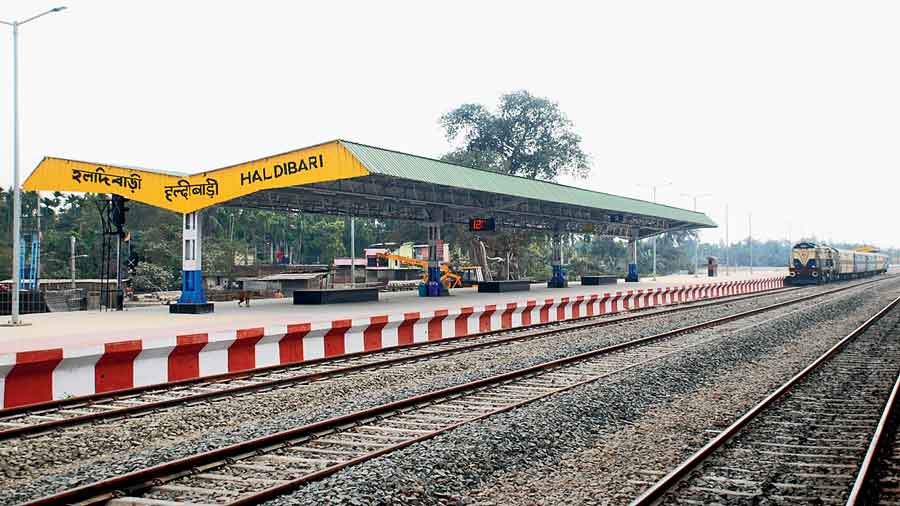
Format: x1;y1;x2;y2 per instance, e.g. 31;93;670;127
0;280;889;504
258;278;900;506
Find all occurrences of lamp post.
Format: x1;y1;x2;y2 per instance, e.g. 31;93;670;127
349;216;355;288
681;192;712;277
637;182;671;280
748;212;753;275
1;6;67;325
787;223;792;268
725;204;730;276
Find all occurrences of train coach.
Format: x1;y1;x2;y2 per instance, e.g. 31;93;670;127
787;242;889;285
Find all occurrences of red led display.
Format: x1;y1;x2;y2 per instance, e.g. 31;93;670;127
468;218;496;232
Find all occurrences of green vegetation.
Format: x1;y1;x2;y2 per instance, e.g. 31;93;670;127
440;90;591;179
3;187;894;289
1;91;893;289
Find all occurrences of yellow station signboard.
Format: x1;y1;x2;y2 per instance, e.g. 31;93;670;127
23;141;370;214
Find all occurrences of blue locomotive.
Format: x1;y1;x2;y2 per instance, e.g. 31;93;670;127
787;242;889;285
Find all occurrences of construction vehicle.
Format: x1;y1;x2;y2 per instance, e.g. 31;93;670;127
375;253;462;289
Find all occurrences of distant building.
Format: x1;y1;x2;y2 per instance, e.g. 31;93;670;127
202;264;329;291
331;258;367;285
239;272;328;293
0;278;121;291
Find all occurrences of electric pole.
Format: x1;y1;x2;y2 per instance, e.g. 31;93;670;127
1;6;67;324
725;205;730;276
749;213;753;275
70;236;76;289
681;192;712;277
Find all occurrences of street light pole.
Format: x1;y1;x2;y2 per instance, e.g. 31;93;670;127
725;204;730;276
638;182;671;281
787;223;792;267
652;186;657;279
70;236;76;289
349;216;355;288
10;20;21;322
681;192;712;277
749;213;753;275
2;6;67;325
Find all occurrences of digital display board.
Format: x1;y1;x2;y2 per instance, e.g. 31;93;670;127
468;218;496;232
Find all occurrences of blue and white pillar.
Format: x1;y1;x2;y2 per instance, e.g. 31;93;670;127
626;228;640;282
421;209;447;297
171;210;214;313
548;227;568;288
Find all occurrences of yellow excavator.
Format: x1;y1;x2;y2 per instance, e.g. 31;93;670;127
376;253;462;289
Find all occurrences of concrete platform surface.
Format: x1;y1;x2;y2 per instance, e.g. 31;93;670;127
0;269;784;354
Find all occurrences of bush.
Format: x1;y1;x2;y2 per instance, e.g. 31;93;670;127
132;262;177;292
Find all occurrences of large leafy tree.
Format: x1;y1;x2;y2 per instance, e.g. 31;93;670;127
439;90;591;279
440;90;590;180
569;236;629;276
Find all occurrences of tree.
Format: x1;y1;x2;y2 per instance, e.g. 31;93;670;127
570;236;628;276
299;217;346;264
697;239;792;268
132;262;177;292
440;90;590;180
439;91;591;279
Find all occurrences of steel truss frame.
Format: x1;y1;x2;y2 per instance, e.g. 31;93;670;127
225;175;703;239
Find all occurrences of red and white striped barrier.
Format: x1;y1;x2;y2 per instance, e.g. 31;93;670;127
0;277;785;408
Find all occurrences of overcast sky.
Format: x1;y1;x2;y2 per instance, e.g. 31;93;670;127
1;1;897;248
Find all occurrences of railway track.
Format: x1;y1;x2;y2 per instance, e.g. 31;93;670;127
844;317;900;506
844;371;900;506
630;294;900;506
22;277;891;505
0;285;801;441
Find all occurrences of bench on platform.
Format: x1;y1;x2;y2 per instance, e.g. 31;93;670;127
477;280;532;293
293;287;380;304
581;275;619;286
169;302;215;314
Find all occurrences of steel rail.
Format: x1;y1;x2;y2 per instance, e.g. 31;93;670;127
22;279;884;506
0;285;801;441
221;303;837;506
845;352;900;505
629;294;900;506
5;286;794;418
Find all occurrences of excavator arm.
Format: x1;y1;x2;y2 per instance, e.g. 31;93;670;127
376;252;461;289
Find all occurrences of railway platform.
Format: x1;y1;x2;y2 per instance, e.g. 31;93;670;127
0;269;785;408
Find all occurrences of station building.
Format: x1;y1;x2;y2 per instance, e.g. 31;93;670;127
23;139;716;313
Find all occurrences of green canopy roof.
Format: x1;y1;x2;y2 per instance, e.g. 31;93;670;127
340;140;716;229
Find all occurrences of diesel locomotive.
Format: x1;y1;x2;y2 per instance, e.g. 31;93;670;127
787;242;890;285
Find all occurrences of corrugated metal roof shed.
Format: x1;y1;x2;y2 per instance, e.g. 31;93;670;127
339;140;715;228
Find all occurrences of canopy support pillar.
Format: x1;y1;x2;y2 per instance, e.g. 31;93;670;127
548;226;568;288
421;209;448;297
626;228;639;282
171;210;214;314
